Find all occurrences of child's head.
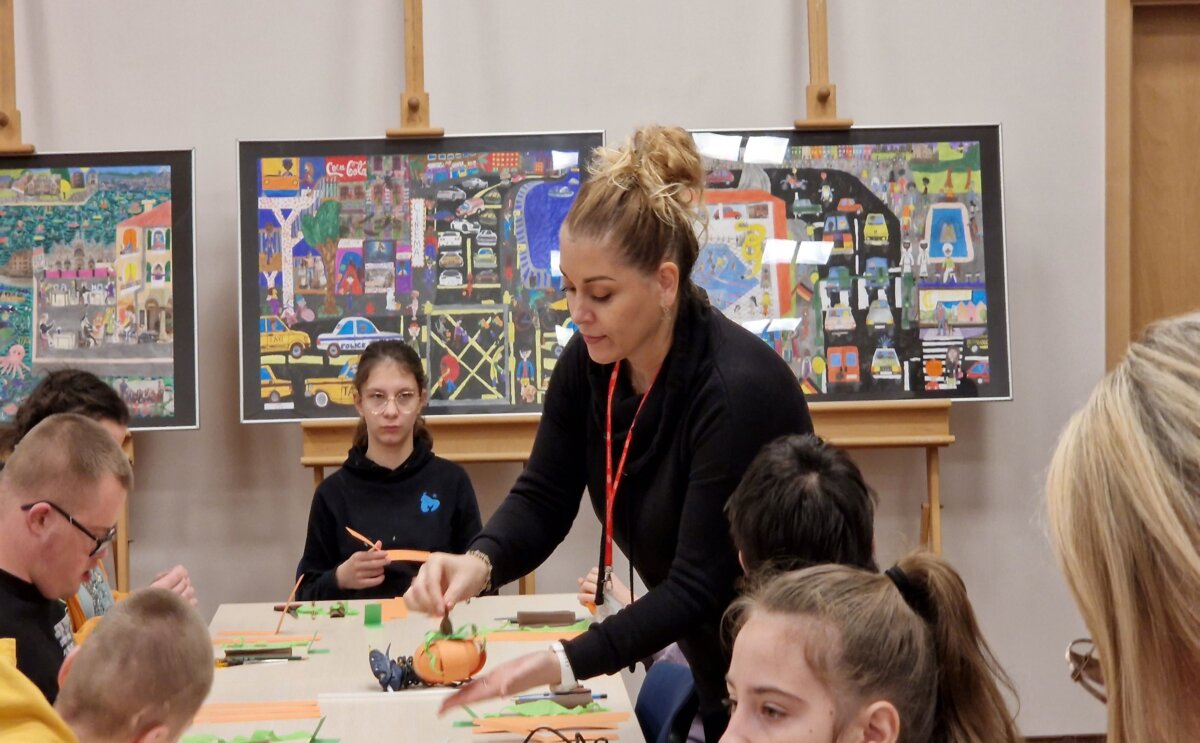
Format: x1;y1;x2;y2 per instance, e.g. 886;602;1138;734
351;340;431;451
55;588;213;743
1047;311;1200;741
1;414;133;601
725;434;876;574
722;553;1019;743
1;369;130;454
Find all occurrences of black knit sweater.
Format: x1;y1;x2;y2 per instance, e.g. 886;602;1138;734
297;439;482;600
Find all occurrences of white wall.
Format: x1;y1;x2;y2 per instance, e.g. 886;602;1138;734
15;0;1105;734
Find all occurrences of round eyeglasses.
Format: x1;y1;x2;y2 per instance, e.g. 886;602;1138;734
1066;637;1106;703
20;500;117;557
362;390;421;415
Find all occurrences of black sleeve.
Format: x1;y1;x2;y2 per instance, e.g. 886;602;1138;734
563;379;812;681
468;339;590;587
450;466;482;554
296;480;346;600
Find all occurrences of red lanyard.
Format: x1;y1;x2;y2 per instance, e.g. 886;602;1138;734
603;360;657;583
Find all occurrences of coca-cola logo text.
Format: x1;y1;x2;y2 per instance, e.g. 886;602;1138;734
325;157;368;181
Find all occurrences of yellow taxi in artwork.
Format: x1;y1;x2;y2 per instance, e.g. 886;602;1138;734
304;362;357;408
260;366;293;403
260;316;311;359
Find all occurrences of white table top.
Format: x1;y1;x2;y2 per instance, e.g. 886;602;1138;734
190;593;645;743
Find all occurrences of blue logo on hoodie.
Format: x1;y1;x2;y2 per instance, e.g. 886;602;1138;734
420;493;440;513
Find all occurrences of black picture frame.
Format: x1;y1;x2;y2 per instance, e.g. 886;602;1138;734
0;149;197;429
690;125;1010;403
238;132;603;423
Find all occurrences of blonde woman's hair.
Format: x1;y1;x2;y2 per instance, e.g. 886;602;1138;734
564;125;706;301
726;553;1020;743
1047;311;1200;742
56;588;214;738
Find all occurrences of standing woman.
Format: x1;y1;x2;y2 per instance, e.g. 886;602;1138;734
296;340;482;600
1047;312;1200;742
406;126;813;739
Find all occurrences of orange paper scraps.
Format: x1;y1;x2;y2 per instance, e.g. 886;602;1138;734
486;630;585;643
192;700;320;724
472;711;628;735
380;597;408;621
386;549;430;563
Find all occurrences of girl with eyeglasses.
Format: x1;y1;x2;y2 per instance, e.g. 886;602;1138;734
296;339;482;600
721;554;1020;743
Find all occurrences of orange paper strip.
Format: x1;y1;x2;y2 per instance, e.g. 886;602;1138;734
193;700;321;725
275;575;304;634
380;597;408;621
386;549;430;563
485;630;585;643
345;526;377;548
472;711;628;735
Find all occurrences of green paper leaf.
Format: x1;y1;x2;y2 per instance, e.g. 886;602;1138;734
485;700;609;718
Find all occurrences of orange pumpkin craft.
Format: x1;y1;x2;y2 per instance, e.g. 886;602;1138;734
413;627;487;684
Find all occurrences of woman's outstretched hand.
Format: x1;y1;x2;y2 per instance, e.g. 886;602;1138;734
404;551;490;616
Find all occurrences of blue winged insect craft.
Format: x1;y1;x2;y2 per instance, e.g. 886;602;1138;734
369;644;423;691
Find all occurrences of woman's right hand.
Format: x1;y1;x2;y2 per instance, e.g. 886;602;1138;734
576;566;632;609
335;541;389;590
404;552;490;616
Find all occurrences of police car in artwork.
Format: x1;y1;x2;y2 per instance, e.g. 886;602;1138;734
316;316;403;358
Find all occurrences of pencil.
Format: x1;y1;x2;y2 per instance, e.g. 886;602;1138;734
274;575;304;635
345;526;377;549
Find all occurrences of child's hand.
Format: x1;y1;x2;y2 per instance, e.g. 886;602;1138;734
151;564;197;606
335;541;389;590
576;566;632;609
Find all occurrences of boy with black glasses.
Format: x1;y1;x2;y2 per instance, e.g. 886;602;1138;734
0;413;132;702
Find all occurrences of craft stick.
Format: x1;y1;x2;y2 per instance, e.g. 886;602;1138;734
386;549;430;563
345;526;377;549
486;630;586;643
216;630;323;638
214;635;319;645
274;575;304;635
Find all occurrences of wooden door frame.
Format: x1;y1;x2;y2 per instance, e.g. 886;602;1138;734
1106;0;1200;368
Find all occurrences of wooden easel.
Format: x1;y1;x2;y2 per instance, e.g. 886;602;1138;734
386;0;443;139
788;0;952;553
301;0;548;593
2;1;139;590
0;0;33;155
115;438;135;592
795;0;854;130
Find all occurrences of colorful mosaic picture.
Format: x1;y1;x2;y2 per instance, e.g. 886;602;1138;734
0;151;197;428
239;133;602;422
690;126;1009;402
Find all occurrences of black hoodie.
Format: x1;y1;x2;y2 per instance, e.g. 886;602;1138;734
296;438;481;600
470;291;812;735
